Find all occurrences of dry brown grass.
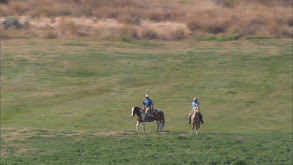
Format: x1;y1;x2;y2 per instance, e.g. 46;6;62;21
0;5;9;16
186;3;292;38
186;9;232;34
56;17;78;37
139;21;191;40
31;3;71;17
118;25;138;39
1;30;10;39
1;0;291;40
40;30;58;39
140;27;158;40
5;1;27;15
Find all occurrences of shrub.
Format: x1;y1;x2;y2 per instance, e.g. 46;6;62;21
117;15;141;25
2;17;21;29
186;20;201;31
56;17;78;37
140;27;158;39
186;9;232;34
40;30;58;39
146;10;164;21
170;27;186;40
118;25;138;39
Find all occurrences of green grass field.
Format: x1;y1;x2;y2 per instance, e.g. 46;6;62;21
1;38;292;164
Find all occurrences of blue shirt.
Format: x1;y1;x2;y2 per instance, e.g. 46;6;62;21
192;101;200;109
143;98;154;109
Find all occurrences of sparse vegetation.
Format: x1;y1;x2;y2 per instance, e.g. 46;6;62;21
0;0;292;40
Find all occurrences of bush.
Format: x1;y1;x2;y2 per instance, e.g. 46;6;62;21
140;27;158;39
117;15;141;25
119;25;138;39
2;17;21;29
40;30;58;39
56;17;78;36
170;27;187;40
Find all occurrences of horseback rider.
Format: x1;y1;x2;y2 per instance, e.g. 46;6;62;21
142;94;154;121
188;97;204;124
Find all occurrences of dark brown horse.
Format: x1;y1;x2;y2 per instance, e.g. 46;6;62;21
191;106;201;134
131;106;165;132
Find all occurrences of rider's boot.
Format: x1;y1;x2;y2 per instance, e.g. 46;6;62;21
150;114;153;121
146;114;151;122
187;116;191;124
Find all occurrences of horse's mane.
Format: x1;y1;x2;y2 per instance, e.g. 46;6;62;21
194;106;199;113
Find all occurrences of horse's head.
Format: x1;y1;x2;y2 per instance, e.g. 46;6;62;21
131;106;140;116
194;106;199;113
131;106;135;116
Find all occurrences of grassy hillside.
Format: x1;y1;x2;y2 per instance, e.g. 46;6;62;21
1;38;292;164
2;38;292;132
1;0;292;39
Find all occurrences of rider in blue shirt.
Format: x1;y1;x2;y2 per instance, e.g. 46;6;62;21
188;97;204;124
192;100;200;110
142;94;154;121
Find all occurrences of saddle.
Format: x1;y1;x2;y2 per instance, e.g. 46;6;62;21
142;108;158;122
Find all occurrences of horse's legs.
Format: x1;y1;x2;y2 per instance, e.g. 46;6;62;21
160;120;163;132
136;121;140;131
191;123;194;134
142;121;145;132
156;121;159;132
195;124;200;134
196;128;200;134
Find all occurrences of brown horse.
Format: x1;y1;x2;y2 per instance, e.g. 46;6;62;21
131;106;165;132
191;106;201;134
